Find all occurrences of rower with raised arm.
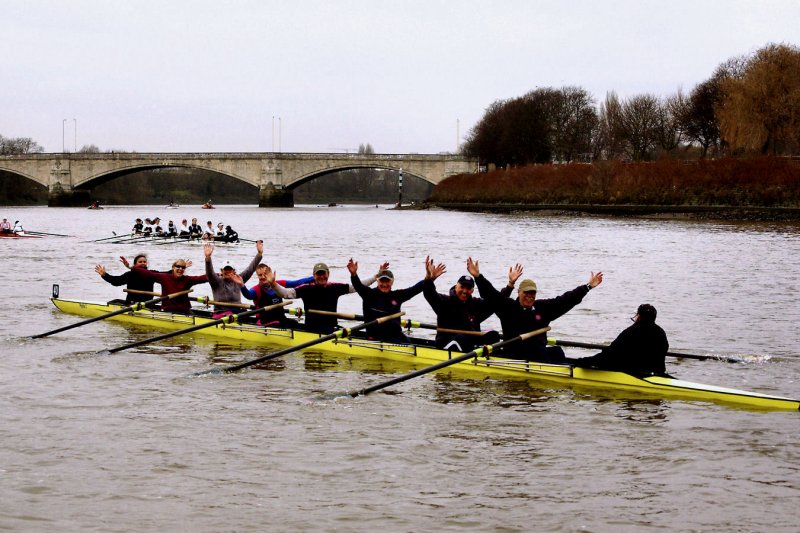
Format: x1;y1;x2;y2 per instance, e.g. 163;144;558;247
241;265;313;327
347;258;425;343
98;255;194;306
0;218;12;234
469;257;603;362
204;240;263;318
268;261;384;334
423;256;518;352
133;258;208;313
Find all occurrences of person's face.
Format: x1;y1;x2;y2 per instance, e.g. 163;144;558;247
134;257;148;268
377;277;394;293
257;269;269;284
172;264;186;277
192;218;197;224
314;270;329;286
519;290;537;308
455;282;474;302
221;268;236;280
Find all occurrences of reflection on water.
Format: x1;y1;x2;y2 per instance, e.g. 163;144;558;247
2;206;799;531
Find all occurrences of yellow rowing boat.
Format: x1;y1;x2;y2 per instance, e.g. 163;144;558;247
49;297;800;411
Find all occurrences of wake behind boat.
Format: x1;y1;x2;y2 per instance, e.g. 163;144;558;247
47;296;800;412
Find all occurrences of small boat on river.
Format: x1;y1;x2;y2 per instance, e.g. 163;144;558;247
0;231;43;239
48;297;800;412
97;234;242;245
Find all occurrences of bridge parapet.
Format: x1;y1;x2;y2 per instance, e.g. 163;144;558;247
0;152;479;207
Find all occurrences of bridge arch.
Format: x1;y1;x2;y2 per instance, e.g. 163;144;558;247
73;163;255;190
284;164;429;190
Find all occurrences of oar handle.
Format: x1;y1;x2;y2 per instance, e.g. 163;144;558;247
103;301;290;354
548;337;742;363
308;312;468;336
435;327;487;337
308;309;361;320
348;326;550;397
124;289;253;309
207;312;405;375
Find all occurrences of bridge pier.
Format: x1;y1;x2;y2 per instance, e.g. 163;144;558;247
259;184;294;208
48;184;92;207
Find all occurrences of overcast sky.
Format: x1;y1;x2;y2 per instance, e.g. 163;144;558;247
3;0;800;154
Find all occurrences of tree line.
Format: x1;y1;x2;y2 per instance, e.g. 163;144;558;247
462;43;800;166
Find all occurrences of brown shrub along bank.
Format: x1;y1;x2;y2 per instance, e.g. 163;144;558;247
430;157;800;208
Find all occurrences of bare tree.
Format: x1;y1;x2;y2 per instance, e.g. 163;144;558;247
653;92;685;156
676;79;722;158
0;135;45;155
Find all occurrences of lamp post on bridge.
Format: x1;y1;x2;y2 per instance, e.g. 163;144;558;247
73;118;77;152
62;119;66;152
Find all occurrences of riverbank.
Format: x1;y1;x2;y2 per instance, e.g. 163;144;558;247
428;157;800;221
427;202;800;221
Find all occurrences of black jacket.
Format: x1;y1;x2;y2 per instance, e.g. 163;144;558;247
476;273;589;357
574;321;669;376
423;278;511;348
352;276;424;343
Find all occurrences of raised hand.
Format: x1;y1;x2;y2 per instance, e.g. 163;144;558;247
95;265;106;277
347;258;359;275
263;266;276;286
588;271;604;288
508;263;523;286
466;257;480;278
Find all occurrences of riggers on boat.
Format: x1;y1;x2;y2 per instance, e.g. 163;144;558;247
48;297;800;412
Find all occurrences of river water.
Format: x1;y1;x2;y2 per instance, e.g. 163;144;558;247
1;205;799;532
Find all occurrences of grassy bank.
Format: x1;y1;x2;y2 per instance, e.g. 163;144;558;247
429;158;800;218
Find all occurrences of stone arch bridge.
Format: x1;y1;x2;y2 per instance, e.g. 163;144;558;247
0;152;478;207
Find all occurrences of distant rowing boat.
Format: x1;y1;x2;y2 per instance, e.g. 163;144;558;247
49;297;800;412
103;234;241;245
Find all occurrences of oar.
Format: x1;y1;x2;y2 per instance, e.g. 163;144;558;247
338;326;551;398
549;338;745;363
92;232;123;242
99;301;291;355
306;310;482;336
195;312;405;376
30;289;193;339
124;289;254;309
109;234;152;244
23;230;73;237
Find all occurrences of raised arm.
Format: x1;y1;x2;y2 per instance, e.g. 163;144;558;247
240;240;264;282
266;266;297;298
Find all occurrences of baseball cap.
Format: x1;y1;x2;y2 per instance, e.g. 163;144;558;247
457;275;475;288
313;262;329;274
377;269;394;280
519;279;538;292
